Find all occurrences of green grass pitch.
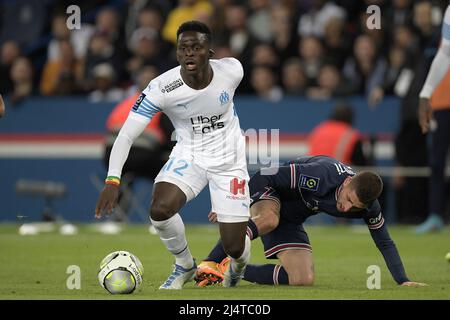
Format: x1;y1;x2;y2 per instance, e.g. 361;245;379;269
1;224;449;300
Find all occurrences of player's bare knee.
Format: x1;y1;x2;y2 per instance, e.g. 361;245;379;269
150;201;175;221
285;263;315;286
252;205;279;234
263;210;279;231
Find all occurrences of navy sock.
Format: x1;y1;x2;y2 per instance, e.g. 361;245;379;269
205;239;227;263
205;219;259;263
244;264;289;285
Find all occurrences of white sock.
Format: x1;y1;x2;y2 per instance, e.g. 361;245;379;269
230;235;251;271
150;213;194;269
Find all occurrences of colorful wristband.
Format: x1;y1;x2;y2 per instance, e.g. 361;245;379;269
105;176;120;186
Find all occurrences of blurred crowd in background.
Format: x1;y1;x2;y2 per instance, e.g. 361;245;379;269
1;0;449;226
0;0;447;105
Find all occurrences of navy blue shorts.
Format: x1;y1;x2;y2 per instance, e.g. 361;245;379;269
250;173;312;259
260;217;312;259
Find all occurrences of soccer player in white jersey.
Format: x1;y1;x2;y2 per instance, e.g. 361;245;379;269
95;21;251;289
416;3;450;233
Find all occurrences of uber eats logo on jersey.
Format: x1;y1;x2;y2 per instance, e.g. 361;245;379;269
191;114;224;134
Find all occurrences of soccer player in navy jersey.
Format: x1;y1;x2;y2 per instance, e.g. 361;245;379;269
195;155;426;287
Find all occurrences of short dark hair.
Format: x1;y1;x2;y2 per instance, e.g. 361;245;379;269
176;21;212;43
350;171;383;207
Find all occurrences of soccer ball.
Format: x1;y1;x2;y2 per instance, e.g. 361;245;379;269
98;251;144;294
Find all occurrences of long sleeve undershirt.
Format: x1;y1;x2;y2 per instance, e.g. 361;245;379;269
419;6;450;98
107;113;150;178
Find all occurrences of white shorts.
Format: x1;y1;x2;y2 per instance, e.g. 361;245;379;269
154;154;250;223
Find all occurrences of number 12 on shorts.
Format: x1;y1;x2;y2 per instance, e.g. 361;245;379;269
163;158;189;176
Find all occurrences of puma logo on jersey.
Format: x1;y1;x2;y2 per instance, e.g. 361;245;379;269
334;163;355;176
176;103;188;109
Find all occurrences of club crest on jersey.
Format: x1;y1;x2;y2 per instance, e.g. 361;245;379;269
305;198;320;212
219;91;230;105
132;93;146;111
161;79;184;93
299;174;320;191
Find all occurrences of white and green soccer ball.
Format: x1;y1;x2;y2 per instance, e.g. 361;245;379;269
98;251;144;294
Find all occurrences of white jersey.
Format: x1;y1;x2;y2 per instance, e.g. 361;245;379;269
131;58;246;171
419;5;450;98
443;5;450;42
106;58;250;222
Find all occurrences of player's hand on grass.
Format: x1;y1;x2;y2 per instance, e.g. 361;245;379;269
208;211;218;223
418;98;433;134
95;185;119;218
401;281;428;287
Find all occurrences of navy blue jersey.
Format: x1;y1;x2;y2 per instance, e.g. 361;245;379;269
251;156;383;228
249;155;409;284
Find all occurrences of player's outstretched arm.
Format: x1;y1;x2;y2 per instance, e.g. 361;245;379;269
368;218;428;287
367;221;410;285
94;115;149;218
418;15;450;133
375;227;427;288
